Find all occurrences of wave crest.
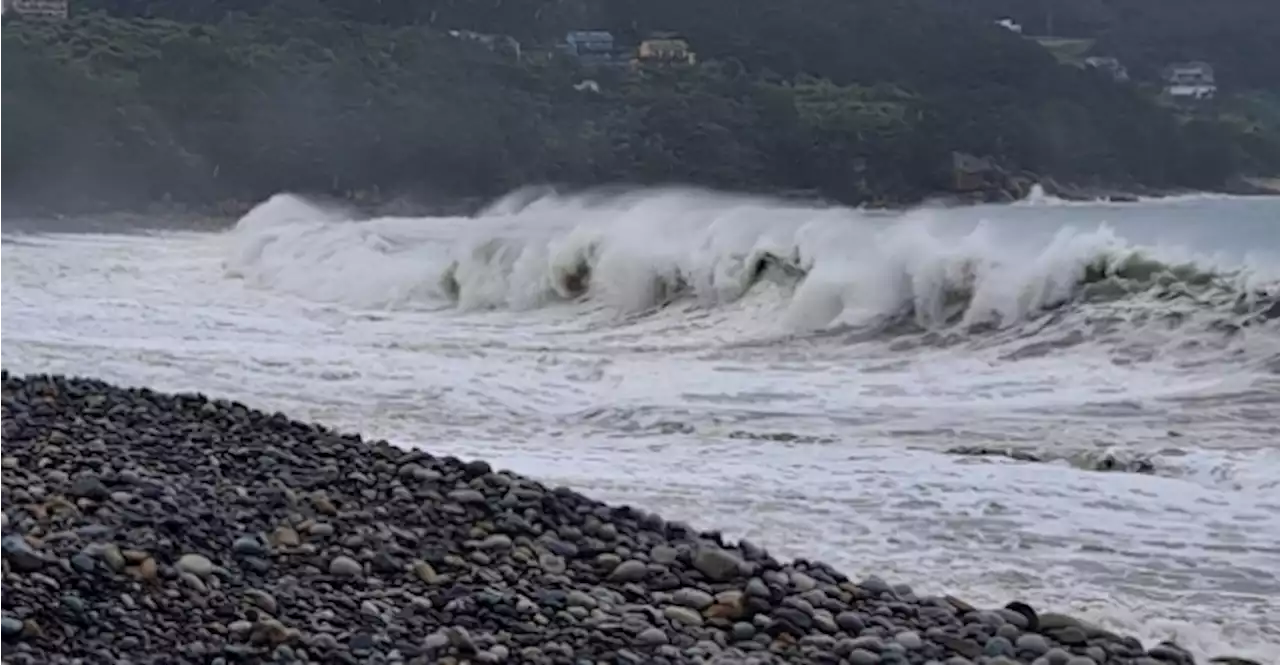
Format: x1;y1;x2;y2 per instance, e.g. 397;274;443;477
222;190;1278;340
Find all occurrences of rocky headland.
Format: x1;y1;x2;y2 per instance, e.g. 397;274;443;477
0;372;1255;665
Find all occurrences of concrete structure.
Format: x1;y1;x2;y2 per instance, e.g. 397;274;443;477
4;0;68;19
1163;61;1216;100
636;33;696;66
559;30;621;67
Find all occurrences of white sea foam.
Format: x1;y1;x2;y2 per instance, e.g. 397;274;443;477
4;187;1279;662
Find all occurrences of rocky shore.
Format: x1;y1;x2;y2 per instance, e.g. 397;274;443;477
0;372;1250;665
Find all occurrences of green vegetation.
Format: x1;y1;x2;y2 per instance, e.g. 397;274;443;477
943;0;1280;91
3;0;1278;212
1027;38;1096;65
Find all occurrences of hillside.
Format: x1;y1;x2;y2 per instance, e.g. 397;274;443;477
930;0;1280;91
3;1;1277;212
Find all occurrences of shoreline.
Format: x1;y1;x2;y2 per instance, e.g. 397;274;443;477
4;177;1279;224
0;372;1257;664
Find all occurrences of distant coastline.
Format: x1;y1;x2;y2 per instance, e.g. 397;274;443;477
7;171;1280;228
6;7;1278;220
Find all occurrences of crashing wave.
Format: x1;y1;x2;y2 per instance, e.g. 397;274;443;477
222;190;1278;342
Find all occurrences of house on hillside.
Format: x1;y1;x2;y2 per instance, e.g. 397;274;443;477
3;0;68;19
1163;61;1216;100
1084;56;1129;82
448;30;521;60
635;33;696;67
559;30;623;67
994;18;1023;34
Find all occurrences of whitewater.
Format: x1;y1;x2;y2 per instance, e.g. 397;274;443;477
3;188;1279;662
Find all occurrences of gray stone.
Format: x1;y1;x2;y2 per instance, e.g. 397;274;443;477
692;546;743;582
731;622;756;641
637;627;670;646
849;635;885;651
1054;626;1088;645
1015;633;1050;655
663;605;703;627
650;545;679;565
567;590;597;608
423;631;449;650
1;617;22;638
1044;648;1074;665
673;588;714;610
176;553;215;578
812;610;838;634
984;636;1015;657
2;536;47;572
972;610;1008;627
996;623;1022;640
539;553;566;574
328;555;362;577
448;489;487;504
997;608;1031;629
244;589;278;615
179;571;208;593
478;534;513;550
608;560;648;583
836;611;866;634
860;576;893;595
848;648;881;665
1065;658;1098;665
70;552;97;573
99;544;126;572
69;475;111;501
791;571;818;592
895;631;923;650
232;535;268;557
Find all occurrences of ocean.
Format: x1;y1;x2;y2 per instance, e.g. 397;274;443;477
3;188;1278;662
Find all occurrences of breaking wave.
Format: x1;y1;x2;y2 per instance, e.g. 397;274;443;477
223;189;1279;348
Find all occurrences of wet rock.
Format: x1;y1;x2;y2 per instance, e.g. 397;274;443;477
1015;633;1050;655
692;547;744;582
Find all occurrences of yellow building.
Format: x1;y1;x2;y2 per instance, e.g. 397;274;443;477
4;0;68;19
636;35;696;66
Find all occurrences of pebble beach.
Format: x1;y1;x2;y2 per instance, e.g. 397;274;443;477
1;372;1258;665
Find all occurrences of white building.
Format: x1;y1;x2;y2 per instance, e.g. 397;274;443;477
4;0;68;19
1163;61;1216;100
994;18;1023;34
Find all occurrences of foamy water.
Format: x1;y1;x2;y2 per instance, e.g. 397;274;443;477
3;189;1279;662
